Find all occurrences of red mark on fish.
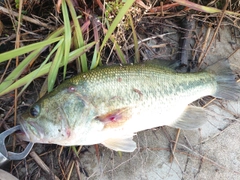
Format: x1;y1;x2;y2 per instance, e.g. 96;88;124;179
66;128;71;138
68;86;76;92
96;108;132;128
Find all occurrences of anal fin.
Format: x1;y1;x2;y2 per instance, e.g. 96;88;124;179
170;106;208;130
102;137;136;152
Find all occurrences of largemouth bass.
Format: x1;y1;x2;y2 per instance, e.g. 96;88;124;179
19;60;240;152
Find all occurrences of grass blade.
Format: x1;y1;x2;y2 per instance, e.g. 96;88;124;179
48;39;64;92
173;0;240;16
128;14;139;63
92;0;135;69
62;0;72;79
109;36;127;64
0;42;96;96
66;0;88;72
18;40;63;97
0;37;62;63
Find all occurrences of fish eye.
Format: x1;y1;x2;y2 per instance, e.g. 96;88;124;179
29;104;40;117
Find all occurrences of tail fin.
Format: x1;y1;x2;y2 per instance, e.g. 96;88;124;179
206;59;240;100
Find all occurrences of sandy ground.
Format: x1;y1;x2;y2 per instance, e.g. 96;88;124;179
68;26;240;180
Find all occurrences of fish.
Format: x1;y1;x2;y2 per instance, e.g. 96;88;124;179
18;59;240;152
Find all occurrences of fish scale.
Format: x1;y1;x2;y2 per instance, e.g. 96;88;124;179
19;60;240;152
68;63;214;115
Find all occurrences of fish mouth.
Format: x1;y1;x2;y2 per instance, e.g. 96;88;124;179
17;122;31;142
18;117;44;143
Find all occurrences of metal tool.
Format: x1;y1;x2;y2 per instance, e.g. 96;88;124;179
0;125;34;167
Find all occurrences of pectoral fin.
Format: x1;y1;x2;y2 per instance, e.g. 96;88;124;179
102;137;136;152
171;106;208;130
96;108;132;129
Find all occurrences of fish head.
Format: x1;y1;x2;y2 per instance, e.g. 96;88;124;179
18;84;104;145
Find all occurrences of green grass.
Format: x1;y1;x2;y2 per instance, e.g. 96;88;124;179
92;0;135;69
0;0;135;96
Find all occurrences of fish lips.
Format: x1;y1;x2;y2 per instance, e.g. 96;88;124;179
18;116;44;143
17;122;30;142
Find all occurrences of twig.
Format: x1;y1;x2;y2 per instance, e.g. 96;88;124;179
198;24;212;65
58;146;67;180
66;146;82;179
0;6;55;30
73;146;83;180
176;141;240;174
94;145;100;162
169;128;181;162
29;151;60;180
198;0;230;68
160;1;164;16
74;159;81;180
194;129;203;178
122;32;175;50
13;0;23;156
200;118;238;144
172;0;240;17
227;47;240;59
67;161;75;180
147;145;240;174
203;98;216;108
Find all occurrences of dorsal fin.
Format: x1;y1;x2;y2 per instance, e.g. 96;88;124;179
144;59;179;70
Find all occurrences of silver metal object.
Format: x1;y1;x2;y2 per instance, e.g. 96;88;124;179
0;125;34;167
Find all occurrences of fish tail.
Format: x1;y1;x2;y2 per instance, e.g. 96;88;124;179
207;59;240;100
